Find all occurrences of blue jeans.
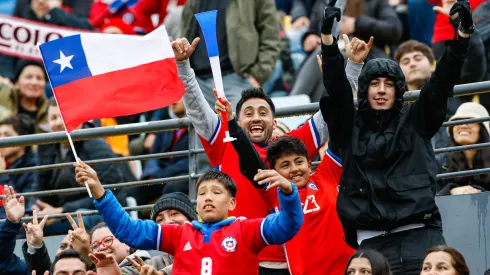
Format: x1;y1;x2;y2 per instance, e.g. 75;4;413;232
408;0;436;46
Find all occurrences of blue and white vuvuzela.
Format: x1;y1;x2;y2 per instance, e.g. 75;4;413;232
195;10;236;142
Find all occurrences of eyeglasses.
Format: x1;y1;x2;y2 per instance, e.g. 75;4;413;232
90;235;114;251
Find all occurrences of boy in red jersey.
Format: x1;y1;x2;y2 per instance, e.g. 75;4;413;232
221;107;355;274
74;161;304;275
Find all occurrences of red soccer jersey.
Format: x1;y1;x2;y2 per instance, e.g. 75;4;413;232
160;217;267;275
261;149;354;275
200;118;322;261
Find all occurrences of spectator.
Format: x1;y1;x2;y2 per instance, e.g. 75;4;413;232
229;127;355;274
438;102;490;195
344;250;392;275
394;40;449;184
290;0;403;102
75;162;303;275
319;0;472;272
0;185;28;275
133;99;189;205
421;246;469;275
0;60;49;133
50;249;90;275
35;98;128;236
180;0;280;109
0;114;38;219
173;35;351;274
0;0;94;81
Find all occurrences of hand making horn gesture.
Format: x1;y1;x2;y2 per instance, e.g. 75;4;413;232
343;34;374;64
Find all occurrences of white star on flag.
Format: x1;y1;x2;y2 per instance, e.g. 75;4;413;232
53;50;74;73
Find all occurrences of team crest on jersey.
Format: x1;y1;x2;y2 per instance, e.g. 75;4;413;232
308;182;318;190
222;237;237;252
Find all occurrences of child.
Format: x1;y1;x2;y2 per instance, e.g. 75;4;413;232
74;162;303;274
227;117;355;274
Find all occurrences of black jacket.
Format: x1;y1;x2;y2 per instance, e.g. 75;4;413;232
319;36;468;248
37;138;128;212
21;242;51;275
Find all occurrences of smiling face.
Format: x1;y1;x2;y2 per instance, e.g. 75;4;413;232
90;227;129;264
399;51;434;90
452;122;480;146
346;257;373;275
196;180;236;223
15;65;46;100
273;153;311;188
367;77;396;110
238;98;276;146
421;251;457;275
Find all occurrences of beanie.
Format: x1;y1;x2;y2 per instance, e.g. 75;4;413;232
151;192;197;222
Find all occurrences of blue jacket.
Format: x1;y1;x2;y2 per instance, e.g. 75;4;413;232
0;151;38;219
141;129;189;180
0;219;28;275
94;186;304;251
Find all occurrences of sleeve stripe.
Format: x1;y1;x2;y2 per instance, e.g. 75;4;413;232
156;224;162;251
326;148;342;167
208;117;221;145
308;119;321;148
260;219;271;245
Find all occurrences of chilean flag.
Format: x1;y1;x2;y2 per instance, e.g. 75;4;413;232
39;26;184;132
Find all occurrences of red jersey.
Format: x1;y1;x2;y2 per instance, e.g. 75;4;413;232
261;149;354;275
200;118;323;261
160;217;267;275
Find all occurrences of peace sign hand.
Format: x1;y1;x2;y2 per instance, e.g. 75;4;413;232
127;255;164;275
23;209;48;247
66;212;90;252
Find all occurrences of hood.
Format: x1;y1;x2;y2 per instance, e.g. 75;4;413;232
357;58;407;111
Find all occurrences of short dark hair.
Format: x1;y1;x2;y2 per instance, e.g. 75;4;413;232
235;88;275;119
424;246;469;275
344;250;392;275
0;114;35;136
48;97;58;107
50;249;89;274
196;170;237;197
394;40;435;64
267;136;309;169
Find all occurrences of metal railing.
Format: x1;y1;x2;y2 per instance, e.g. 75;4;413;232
0;80;490;223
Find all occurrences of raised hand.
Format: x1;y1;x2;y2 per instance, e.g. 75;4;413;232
3;185;25;223
450;0;473;34
253;169;293;194
67;212;91;261
214;89;234;121
322;0;342;35
74;161;105;199
343;34;374;63
127;255;164;275
89;252;121;275
23;210;48;247
171;37;200;61
433;0;457;16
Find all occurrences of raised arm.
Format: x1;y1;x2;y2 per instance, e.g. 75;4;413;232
74;162;161;251
318;0;371;157
412;0;472;138
172;38;221;142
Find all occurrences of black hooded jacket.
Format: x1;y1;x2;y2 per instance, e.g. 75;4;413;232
319;36;469;248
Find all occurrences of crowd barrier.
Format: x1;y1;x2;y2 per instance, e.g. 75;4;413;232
1;80;490;273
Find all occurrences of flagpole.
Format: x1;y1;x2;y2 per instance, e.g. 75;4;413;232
38;48;93;198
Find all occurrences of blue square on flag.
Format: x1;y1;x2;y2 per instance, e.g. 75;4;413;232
40;34;93;88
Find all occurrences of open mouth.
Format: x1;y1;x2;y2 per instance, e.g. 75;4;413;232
249;124;264;136
203;204;215;212
290;174;303;181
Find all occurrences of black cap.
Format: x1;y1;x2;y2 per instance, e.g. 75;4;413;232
151;192;197;222
13;59;46;83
